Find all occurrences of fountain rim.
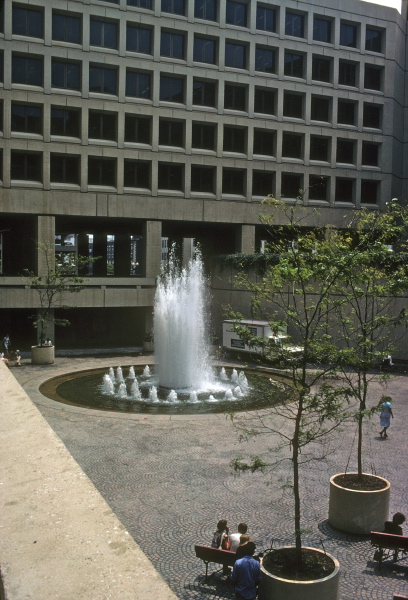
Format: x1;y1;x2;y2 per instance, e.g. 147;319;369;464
39;364;295;416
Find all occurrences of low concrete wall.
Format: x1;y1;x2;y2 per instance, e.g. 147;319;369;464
0;362;178;600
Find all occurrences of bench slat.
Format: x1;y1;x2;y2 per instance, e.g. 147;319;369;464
194;544;236;567
371;532;408;551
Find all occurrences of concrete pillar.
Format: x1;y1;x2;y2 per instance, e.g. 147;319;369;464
235;225;255;254
36;216;55;276
77;233;90;276
92;233;108;276
143;220;162;278
114;233;130;277
182;238;195;268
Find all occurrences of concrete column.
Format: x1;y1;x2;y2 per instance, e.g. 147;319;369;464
114;233;130;277
182;238;195;268
143;221;162;278
37;216;55;276
92;233;108;276
77;233;90;276
235;225;255;254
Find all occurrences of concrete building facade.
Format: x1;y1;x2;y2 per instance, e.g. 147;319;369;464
0;0;407;349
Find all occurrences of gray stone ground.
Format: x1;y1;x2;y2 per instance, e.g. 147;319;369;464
12;352;408;600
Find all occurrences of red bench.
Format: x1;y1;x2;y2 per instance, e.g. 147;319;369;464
194;545;236;581
370;532;408;570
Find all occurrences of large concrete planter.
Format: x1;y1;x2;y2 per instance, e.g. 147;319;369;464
329;473;390;534
31;345;55;365
259;547;340;600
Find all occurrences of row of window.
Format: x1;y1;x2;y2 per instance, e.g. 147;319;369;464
9;2;385;54
0;150;380;204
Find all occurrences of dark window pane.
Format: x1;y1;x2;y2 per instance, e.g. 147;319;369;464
13;7;43;38
88;111;117;141
255;47;275;73
222;168;245;194
160;76;184;102
52;61;80;90
226;1;247;27
366;28;383;53
253;130;275;156
311;96;330;122
161;0;185;15
191;166;215;193
284;52;304;78
282;133;303;159
127;25;152;53
10;151;42;181
281;173;302;198
283;92;303;118
362;142;379;166
126;71;151;99
310;136;329;162
340;23;357;48
158;163;184;190
256;6;276;33
313;17;331;43
336;139;355;164
337;100;356;125
312;57;331;83
89;66;117;94
223;126;246;153
285;12;304;38
90;19;118;49
361;180;379;204
128;0;152;8
88;157;116;186
51;107;80;137
161;32;185;59
309;176;328;201
254;88;275;115
224;84;246;111
125;115;151;144
339;61;357;86
194;0;216;21
159;120;184;147
335;178;354;202
12;56;43;85
252;171;274;196
192;79;216;107
124;160;150;188
363;104;381;129
11;104;42;134
225;42;246;68
52;13;81;43
50;154;80;184
364;65;382;91
192;123;216;150
194;37;216;63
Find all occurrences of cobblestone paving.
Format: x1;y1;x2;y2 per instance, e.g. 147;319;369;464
13;354;408;600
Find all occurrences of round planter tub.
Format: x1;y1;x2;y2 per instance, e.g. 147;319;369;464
31;345;55;365
329;473;390;535
259;547;340;600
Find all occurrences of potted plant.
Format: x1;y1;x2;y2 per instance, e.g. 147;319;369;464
23;243;93;365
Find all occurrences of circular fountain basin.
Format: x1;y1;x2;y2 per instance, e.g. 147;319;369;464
39;366;292;415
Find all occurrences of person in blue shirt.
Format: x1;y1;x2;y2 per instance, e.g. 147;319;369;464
231;541;261;600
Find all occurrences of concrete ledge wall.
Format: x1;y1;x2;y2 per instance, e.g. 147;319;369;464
0;362;178;600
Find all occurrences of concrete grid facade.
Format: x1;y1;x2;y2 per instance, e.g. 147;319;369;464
0;0;407;348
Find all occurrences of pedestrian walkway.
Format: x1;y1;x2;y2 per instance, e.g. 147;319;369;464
12;354;408;600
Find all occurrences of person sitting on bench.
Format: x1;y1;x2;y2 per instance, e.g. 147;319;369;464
384;513;406;536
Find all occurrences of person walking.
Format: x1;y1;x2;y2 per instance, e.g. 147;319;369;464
231;542;261;600
2;334;10;353
379;398;393;438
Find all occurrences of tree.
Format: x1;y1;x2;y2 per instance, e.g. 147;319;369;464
23;242;94;345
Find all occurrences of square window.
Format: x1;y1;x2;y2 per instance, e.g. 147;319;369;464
281;173;302;198
194;37;216;64
13;6;43;38
90;18;118;49
158;163;184;191
88;157;116;186
11;103;42;134
225;42;246;69
339;61;357;87
255;47;276;73
160;76;184;103
191;165;215;193
125;115;151;144
364;65;382;91
192;122;216;150
337;100;356;126
52;12;81;44
127;24;152;54
313;17;332;43
254;88;275;115
285;12;304;38
336;139;355;164
222;168;245;195
283;92;303;119
89;65;117;94
252;170;274;196
363;103;381;129
192;79;217;107
194;0;217;21
226;1;247;27
284;52;304;78
88;111;117;141
362;142;379;166
309;175;328;201
366;28;383;53
128;0;152;8
12;55;43;86
52;60;81;91
224;84;246;111
361;180;379;204
50;154;80;184
161;0;185;16
340;22;358;48
335;178;354;202
223;125;246;153
312;56;331;83
11;151;42;181
161;31;185;59
310;136;329;162
311;96;330;122
253;129;275;156
282;133;303;159
124;159;150;188
126;70;151;99
51;107;80;137
159;119;184;147
256;5;276;33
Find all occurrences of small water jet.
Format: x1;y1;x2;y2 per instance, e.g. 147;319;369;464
128;366;136;379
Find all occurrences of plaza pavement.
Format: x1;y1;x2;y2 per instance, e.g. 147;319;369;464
11;351;408;600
